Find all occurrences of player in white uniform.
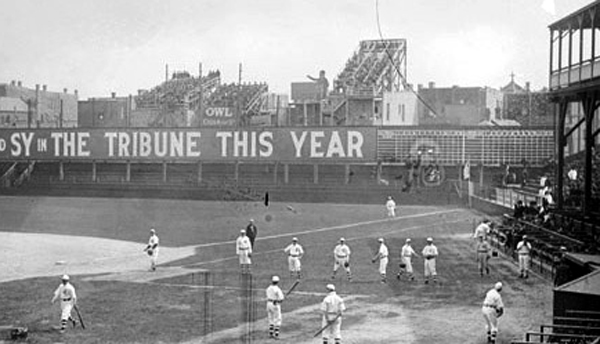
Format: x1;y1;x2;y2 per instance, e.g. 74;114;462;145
482;282;504;344
516;235;532;278
284;237;304;279
473;219;491;241
422;237;439;284
331;238;352;281
265;275;285;340
236;229;253;274
320;284;346;344
476;235;492;276
385;196;396;218
372;238;389;283
144;228;160;271
51;275;77;333
397;238;419;281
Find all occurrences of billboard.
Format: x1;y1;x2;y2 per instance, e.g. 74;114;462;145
0;127;376;162
200;107;238;126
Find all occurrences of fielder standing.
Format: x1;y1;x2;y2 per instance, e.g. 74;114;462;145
320;284;346;344
397;238;419;281
476;235;492;276
331;237;352;281
482;282;505;344
385;196;396;218
266;276;284;340
422;237;439;284
284;237;304;279
144;228;160;271
50;275;77;333
236;229;253;274
372;238;389;283
516;235;532;278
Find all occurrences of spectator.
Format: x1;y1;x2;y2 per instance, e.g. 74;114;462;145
306;70;329;100
513;200;525;219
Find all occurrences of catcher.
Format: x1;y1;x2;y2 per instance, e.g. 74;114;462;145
143;228;160;271
331;238;352;281
482;282;504;344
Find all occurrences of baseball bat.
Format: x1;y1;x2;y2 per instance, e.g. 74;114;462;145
313;313;342;337
73;304;86;329
285;280;300;297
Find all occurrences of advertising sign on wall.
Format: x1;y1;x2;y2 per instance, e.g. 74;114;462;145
0;127;377;162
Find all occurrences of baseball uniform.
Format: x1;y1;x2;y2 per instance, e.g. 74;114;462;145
284;240;304;279
482;284;504;344
321;287;346;344
51;275;77;332
266;280;284;339
332;240;352;280
422;241;438;283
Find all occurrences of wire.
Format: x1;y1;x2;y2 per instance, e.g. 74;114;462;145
375;0;439;117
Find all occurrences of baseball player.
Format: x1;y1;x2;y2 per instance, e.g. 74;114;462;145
236;229;253;274
476;235;492;276
331;237;352;281
397;238;419;281
385;196;396;218
371;238;389;283
482;282;505;344
320;284;346;344
266;275;285;340
421;237;439;284
473;219;492;241
50;275;77;333
246;218;258;249
143;228;159;271
284;237;304;279
516;235;532;278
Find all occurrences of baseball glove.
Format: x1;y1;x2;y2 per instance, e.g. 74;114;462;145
399;263;406;268
344;261;350;268
371;259;376;264
146;249;153;256
496;307;504;318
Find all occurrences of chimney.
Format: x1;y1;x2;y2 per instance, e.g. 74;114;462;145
417;84;423;91
525;82;530;92
17;81;22;87
111;92;116;99
11;80;15;86
74;89;78;97
428;81;436;89
43;85;47;91
63;88;68;93
36;84;40;91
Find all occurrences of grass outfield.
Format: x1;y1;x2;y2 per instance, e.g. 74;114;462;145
0;196;553;344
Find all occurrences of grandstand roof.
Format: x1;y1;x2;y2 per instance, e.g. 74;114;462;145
0;97;27;112
558;266;600;296
549;0;600;31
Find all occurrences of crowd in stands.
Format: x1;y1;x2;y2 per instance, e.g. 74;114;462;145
205;82;267;109
135;70;221;110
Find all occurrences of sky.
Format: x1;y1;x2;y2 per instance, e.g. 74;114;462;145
0;0;594;99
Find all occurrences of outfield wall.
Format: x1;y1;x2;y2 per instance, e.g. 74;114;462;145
0;126;554;166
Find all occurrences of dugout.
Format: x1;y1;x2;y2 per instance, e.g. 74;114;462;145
553;263;600;320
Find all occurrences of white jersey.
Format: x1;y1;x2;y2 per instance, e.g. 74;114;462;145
401;244;417;257
148;234;159;250
379;243;389;258
386;199;396;210
516;241;531;255
321;291;346;316
482;288;504;309
334;244;351;258
236;236;252;255
53;282;77;303
284;243;304;257
422;244;438;258
266;285;284;302
473;223;490;239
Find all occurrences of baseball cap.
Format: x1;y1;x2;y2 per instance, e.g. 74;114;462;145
522;235;528;239
292;237;298;241
61;274;70;281
250;218;254;222
340;237;345;242
326;284;335;291
494;282;503;291
406;238;411;242
240;229;246;234
272;276;280;283
427;237;433;242
150;228;155;233
378;238;384;242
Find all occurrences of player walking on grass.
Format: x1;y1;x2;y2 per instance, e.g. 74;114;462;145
482;282;504;344
372;238;389;283
143;228;159;271
266;276;284;340
422;237;438;284
51;275;77;333
397;238;419;281
476;235;492;276
320;284;346;344
516;235;532;278
284;237;304;279
236;229;253;274
331;238;352;281
385;196;396;218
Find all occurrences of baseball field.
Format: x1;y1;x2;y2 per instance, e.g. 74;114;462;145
0;195;553;344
